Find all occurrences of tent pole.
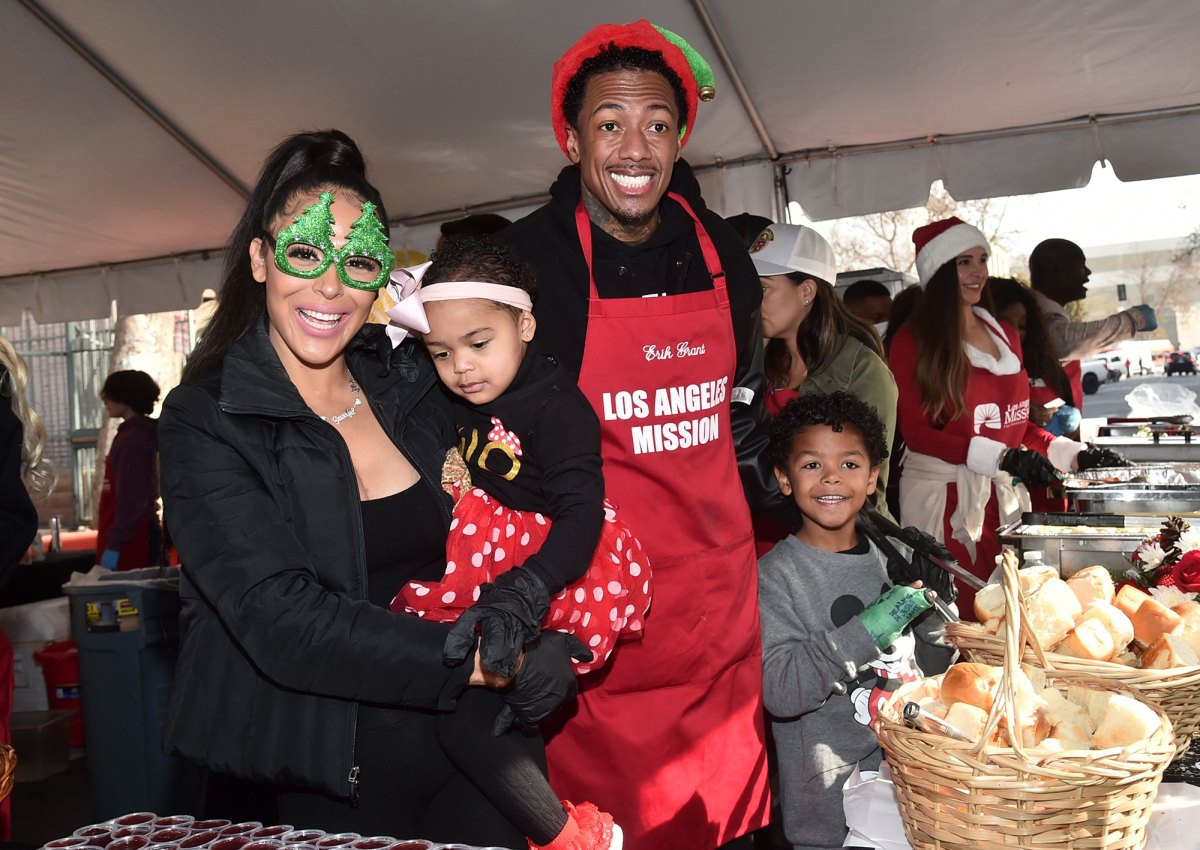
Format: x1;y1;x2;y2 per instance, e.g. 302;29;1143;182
686;0;779;161
17;0;250;200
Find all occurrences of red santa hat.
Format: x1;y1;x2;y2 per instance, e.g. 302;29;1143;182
912;217;989;287
550;20;715;157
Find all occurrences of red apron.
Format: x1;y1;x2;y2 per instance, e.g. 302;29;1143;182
543;196;770;849
95;450;153;570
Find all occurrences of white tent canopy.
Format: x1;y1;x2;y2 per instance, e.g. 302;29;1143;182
6;0;1200;324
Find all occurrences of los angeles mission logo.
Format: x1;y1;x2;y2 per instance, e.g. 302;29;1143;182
972;400;1029;434
603;377;729;455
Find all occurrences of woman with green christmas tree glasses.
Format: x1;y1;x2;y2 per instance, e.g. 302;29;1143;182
158;130;582;840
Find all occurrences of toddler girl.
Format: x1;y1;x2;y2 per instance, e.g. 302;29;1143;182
381;236;651;850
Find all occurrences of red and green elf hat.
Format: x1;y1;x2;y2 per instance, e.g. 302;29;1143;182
551;19;716;157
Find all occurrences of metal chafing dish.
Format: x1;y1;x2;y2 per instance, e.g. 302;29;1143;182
1090;417;1200;461
1062;463;1200;515
997;511;1162;577
1088;434;1200;462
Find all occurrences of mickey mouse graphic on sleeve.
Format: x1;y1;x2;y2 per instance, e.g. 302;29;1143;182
830;586;924;727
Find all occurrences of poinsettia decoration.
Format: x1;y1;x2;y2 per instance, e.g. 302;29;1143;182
1122;515;1200;606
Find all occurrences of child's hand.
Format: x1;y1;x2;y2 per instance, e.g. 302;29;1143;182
469;648;521;689
443;567;550;678
857;585;932;649
491;632;592;736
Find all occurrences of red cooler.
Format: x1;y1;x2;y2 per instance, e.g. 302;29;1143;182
33;640;85;748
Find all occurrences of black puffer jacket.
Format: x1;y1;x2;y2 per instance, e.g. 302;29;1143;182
159;317;468;798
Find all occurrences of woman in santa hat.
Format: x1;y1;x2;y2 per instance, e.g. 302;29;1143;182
888;218;1117;614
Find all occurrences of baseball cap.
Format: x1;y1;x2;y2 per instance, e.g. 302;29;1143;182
747;222;837;283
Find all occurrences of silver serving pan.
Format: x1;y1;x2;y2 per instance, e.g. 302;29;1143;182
1062;462;1200;515
997;514;1163;576
1089;435;1200;463
1066;484;1200;516
1064;462;1200;486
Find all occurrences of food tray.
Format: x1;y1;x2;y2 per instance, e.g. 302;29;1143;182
998;514;1159;576
1068;485;1200;516
1089;436;1200;463
1065;462;1200;486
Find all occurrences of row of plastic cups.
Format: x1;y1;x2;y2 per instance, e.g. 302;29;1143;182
51;832;445;850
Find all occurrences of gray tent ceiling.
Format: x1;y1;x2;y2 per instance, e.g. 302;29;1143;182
5;0;1200;323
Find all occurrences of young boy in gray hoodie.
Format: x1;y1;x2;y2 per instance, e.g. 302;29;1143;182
758;392;955;850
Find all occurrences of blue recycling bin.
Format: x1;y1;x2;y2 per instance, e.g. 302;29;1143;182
64;567;202;821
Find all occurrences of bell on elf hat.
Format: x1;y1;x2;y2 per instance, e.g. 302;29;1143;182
912;216;989;288
550;19;716;156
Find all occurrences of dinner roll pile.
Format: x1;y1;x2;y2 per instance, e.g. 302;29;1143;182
895;662;1163;751
973;565;1200;668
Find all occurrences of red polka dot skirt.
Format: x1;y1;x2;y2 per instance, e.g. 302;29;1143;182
393;488;652;675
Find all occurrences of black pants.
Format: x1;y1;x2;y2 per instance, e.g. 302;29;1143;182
207;702;534;846
436;688;567;845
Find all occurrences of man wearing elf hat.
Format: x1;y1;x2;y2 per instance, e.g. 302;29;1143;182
499;19;777;850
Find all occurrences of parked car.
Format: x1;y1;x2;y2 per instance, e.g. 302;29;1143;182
1165;352;1197;376
1080;358;1110;394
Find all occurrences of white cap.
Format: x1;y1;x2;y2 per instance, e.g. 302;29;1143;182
1022;550;1044;561
747;222;837;283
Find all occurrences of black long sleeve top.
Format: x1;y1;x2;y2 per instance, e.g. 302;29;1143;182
451;340;604;594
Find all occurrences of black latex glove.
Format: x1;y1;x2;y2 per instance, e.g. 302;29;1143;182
492;631;593;736
1076;445;1132;471
443;567;550;678
999;448;1062;488
895;527;960;604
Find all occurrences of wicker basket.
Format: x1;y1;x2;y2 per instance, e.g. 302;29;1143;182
0;744;15;806
876;551;1176;849
948;567;1200;759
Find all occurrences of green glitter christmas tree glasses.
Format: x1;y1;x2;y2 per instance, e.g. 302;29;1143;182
271;191;395;290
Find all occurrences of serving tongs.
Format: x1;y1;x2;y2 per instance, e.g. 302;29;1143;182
863;507;984;592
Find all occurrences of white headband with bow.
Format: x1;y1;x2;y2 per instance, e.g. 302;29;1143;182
383;261;534;348
383;261;433;348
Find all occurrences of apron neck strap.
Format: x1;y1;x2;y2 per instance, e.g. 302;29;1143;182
573;191;727;299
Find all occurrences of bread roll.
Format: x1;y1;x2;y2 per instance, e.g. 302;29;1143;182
1141;632;1200;669
1054;618;1116;662
944;702;989;743
1068;685;1111;730
918;698;949;719
1130;598;1184;646
1040;687;1093;731
972;566;1061;624
1112;650;1140;667
1025;578;1083;649
974;582;1006;623
1066;566;1115;610
895;677;939;705
1051;719;1092;750
1175;601;1200;656
1091;693;1162;749
940;663;1002;713
1077;603;1135;657
1020;565;1060;594
1035;737;1066;753
1023;664;1047;693
1114;584;1151;619
1174;600;1200;626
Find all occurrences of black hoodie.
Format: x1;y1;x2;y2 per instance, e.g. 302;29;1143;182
500;159;793;523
